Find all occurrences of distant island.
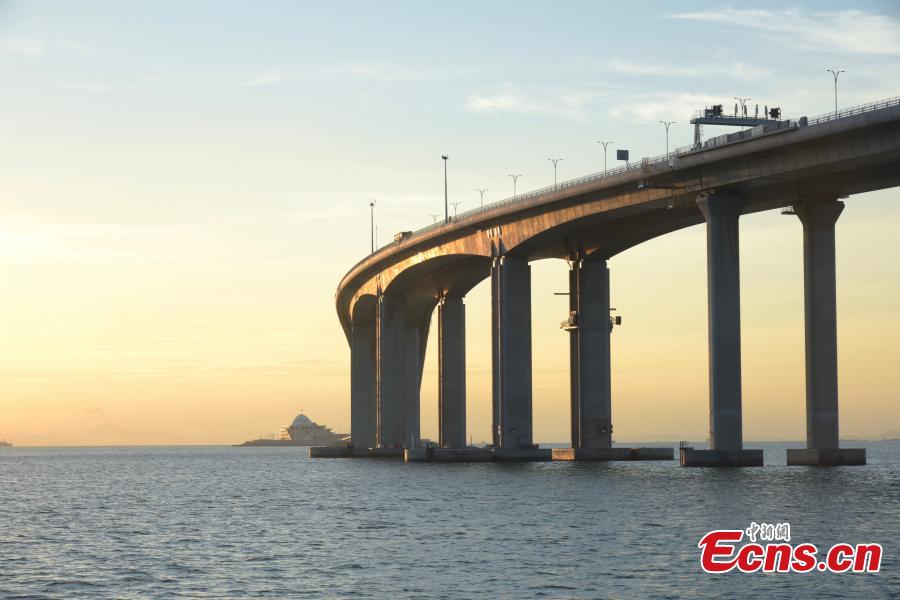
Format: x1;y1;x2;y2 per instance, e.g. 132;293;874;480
237;412;349;447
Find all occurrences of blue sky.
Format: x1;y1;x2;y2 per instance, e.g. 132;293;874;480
1;1;899;443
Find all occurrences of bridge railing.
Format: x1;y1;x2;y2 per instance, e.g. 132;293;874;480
357;94;900;263
412;149;692;240
805;95;900;126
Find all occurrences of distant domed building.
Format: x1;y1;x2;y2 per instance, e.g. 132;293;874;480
280;412;347;446
238;411;348;447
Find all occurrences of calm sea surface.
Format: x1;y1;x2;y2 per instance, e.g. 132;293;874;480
1;442;898;599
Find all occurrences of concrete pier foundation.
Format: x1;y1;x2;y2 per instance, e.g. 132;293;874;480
694;192;762;466
568;257;613;449
491;256;534;450
786;448;866;466
551;447;674;461
788;198;865;466
376;294;423;448
404;447;494;462
438;296;466;448
680;447;764;467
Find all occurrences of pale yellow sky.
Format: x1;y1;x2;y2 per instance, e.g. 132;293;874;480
1;2;899;445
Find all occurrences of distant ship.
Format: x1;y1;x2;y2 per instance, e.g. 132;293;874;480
238;412;349;447
0;440;11;447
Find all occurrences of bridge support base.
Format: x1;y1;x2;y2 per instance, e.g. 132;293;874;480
787;448;866;466
680;448;763;467
551;447;674;461
309;446;373;458
491;448;552;462
404;447;493;462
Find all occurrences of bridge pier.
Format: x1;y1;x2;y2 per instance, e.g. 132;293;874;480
491;256;537;453
438;295;466;448
788;198;865;465
376;294;422;448
350;323;376;450
568;257;612;449
684;192;762;467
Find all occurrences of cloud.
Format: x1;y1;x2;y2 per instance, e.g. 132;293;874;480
240;70;297;86
606;92;723;122
0;38;44;57
465;85;597;121
671;9;900;55
602;59;771;80
240;63;463;86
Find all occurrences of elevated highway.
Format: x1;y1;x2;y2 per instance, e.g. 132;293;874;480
334;96;900;465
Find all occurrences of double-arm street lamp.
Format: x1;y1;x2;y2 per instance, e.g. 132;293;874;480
826;68;845;115
442;155;449;224
509;174;522;199
548;158;563;187
659;121;675;154
597;140;613;172
369;199;376;253
476;188;487;208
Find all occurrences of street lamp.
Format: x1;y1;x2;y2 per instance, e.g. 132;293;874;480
369;199;376;253
430;213;440;223
597;140;613;172
476;188;487;208
548;158;563;188
442;154;449;224
734;96;752;118
450;201;463;218
508;174;522;199
658;121;675;154
826;68;845;115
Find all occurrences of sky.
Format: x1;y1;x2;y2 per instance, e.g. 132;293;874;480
1;1;899;445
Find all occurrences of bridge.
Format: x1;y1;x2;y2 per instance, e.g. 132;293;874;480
326;95;900;466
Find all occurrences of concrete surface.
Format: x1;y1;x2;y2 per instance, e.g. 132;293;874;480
787;448;866;466
679;448;764;467
551;447;674;461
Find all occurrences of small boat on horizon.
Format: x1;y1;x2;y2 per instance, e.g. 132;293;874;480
0;440;12;447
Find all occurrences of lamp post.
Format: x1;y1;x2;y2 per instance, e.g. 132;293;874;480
442;154;449;224
826;68;845;115
476;188;487;208
734;96;751;117
430;213;440;223
450;201;463;218
548;158;563;187
508;174;521;199
658;121;675;154
597;140;613;172
369;199;376;253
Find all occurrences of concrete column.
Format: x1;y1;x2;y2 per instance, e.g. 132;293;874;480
375;294;421;447
350;324;376;449
697;192;744;450
491;256;533;449
568;258;612;449
438;296;466;448
797;199;844;449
